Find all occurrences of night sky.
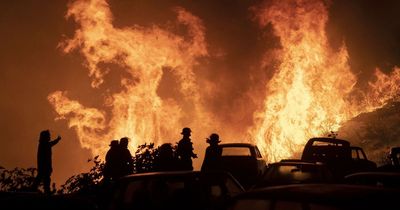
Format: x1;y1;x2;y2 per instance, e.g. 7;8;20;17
1;0;400;186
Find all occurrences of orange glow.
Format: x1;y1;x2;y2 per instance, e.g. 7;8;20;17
48;0;211;157
49;0;400;163
251;0;400;162
365;68;400;110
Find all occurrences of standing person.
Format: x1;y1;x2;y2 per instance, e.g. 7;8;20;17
176;127;197;170
32;130;61;194
119;137;133;176
104;140;121;182
201;133;222;172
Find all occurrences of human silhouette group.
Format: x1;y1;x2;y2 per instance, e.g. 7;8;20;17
32;127;223;193
103;137;134;182
102;127;222;181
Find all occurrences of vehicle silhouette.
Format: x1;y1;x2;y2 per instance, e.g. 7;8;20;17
217;143;267;189
301;137;376;180
252;160;334;189
107;170;244;210
227;183;400;210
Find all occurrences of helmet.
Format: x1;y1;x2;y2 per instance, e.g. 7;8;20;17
109;140;119;147
206;133;220;144
181;127;192;135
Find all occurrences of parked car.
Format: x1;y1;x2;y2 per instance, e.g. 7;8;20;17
251;160;334;189
301;137;376;179
217;143;267;189
351;146;377;171
344;171;400;188
377;147;400;172
226;184;400;210
107;170;244;210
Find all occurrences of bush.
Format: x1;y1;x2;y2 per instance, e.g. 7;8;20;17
57;155;104;194
0;166;52;192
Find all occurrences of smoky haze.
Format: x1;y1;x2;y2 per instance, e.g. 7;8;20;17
0;0;399;186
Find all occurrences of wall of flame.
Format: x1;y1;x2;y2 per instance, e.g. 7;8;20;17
48;0;400;163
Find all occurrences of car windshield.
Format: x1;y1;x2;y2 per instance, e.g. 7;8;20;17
221;147;251;156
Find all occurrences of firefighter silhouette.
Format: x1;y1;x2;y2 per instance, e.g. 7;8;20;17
201;133;222;171
176;127;197;170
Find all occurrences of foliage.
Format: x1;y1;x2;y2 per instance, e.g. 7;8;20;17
134;142;179;173
58;142;174;194
134;143;159;173
0;166;54;193
57;155;104;194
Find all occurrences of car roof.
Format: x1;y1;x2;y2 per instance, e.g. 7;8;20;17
119;170;245;192
307;137;350;146
123;170;199;178
119;171;204;181
120;170;241;182
270;161;325;166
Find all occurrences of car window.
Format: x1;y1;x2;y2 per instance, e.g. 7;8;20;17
352;149;359;159
255;147;263;158
222;147;251;156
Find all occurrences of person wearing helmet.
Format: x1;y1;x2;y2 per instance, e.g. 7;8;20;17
201;133;222;172
176;127;197;170
104;140;122;181
119;137;134;176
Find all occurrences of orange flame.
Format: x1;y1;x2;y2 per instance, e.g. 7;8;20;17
365;68;400;109
49;0;400;164
251;0;400;162
48;0;211;157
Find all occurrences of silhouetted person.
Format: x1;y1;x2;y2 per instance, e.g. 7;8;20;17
154;143;178;171
104;140;122;181
201;133;222;172
32;130;61;194
119;137;133;176
176;127;197;170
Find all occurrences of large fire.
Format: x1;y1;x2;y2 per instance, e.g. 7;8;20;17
251;0;400;162
48;0;213;157
49;0;400;163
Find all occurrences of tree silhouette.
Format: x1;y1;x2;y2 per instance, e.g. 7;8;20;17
57;156;104;194
0;166;56;193
134;143;159;173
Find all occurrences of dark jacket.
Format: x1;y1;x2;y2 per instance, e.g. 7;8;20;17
37;138;60;174
177;137;197;170
201;145;222;171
